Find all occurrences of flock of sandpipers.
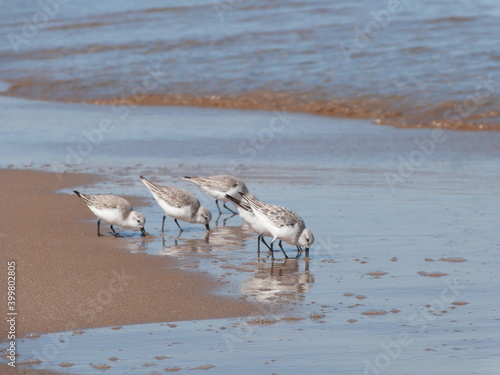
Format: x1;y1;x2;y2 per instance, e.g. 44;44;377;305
74;175;314;259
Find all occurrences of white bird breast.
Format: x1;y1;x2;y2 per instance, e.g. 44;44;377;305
202;186;227;201
90;206;130;228
155;196;193;222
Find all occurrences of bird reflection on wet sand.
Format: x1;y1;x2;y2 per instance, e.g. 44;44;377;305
122;220;314;303
241;258;314;303
157;224;250;256
215;212;238;227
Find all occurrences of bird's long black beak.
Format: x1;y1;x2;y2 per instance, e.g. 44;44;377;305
205;223;210;231
305;247;309;258
140;227;147;236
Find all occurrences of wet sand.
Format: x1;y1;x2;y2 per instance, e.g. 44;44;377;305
0;96;498;374
0;170;261;373
87;92;500;131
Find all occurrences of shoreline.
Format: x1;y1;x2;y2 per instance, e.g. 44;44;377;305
0;169;264;372
1;89;499;132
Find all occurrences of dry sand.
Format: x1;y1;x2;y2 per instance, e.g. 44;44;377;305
0;169;260;373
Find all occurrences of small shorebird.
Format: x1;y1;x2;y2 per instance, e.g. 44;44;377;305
225;194;273;253
183;175;249;214
241;193;314;259
73;191;147;237
140;176;211;232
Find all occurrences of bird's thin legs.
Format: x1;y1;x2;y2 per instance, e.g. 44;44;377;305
261;236;272;251
215;200;222;214
174;219;183;232
223;202;237;214
278;241;289;259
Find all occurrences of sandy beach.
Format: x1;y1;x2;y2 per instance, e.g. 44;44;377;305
0;169;264;374
0;95;498;374
1;1;499;372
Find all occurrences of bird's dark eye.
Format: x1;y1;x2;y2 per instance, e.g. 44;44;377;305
137;219;141;223
232;183;238;188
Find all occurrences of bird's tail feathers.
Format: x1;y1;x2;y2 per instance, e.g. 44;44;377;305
73;190;92;206
225;194;251;211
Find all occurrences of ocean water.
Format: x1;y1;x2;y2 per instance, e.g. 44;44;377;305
0;0;499;129
0;96;499;374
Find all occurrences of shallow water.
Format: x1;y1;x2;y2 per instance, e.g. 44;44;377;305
0;0;499;129
0;97;499;373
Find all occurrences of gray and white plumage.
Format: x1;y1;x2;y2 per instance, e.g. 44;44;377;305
241;193;314;258
74;191;146;236
183;175;249;214
140;176;211;231
225;193;267;233
226;193;273;252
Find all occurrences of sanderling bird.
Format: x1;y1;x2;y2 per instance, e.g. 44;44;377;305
140;176;211;232
73;191;147;237
241;193;314;259
225;194;273;253
183;175;249;214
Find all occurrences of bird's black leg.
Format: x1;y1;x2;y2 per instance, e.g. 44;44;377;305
161;215;166;232
223;202;237;214
110;225;118;237
261;237;272;251
215;200;222;214
257;234;261;253
279;241;289;259
296;246;303;258
215;212;222;227
174;219;183;232
97;219;102;237
223;213;237;226
270;240;276;260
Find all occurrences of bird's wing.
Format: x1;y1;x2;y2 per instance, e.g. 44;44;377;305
141;177;199;209
74;191;132;219
242;193;302;228
184;175;235;192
